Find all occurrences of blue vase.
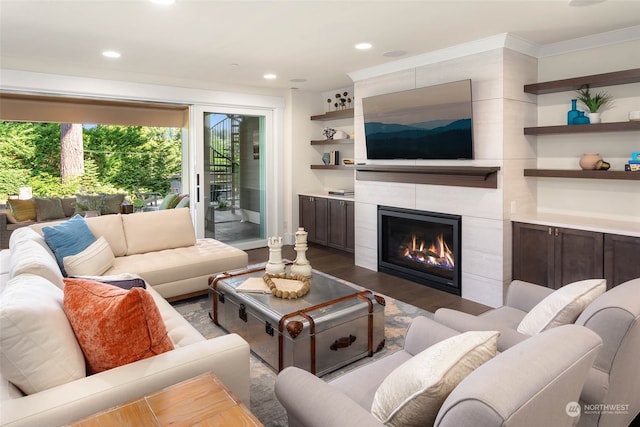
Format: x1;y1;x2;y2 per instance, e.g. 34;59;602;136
567;99;579;125
573;111;590;125
322;153;331;165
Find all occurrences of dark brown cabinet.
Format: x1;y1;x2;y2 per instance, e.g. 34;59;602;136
299;195;354;252
604;234;640;289
513;222;603;289
327;198;355;253
299;195;327;246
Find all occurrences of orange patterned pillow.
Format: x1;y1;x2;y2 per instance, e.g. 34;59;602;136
62;278;174;374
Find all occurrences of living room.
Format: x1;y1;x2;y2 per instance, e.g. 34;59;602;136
1;1;640;426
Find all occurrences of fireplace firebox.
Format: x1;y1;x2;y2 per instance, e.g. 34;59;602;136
378;206;461;295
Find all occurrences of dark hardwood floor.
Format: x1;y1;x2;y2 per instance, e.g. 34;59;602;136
246;244;490;316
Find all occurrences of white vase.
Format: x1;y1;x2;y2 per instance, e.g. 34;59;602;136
586;112;601;124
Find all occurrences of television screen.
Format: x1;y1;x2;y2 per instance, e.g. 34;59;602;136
363;80;474;160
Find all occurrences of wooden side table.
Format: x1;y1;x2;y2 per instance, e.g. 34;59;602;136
68;372;263;426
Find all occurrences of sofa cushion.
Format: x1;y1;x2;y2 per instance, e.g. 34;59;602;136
517;279;606;336
371;330;499;427
63;278;175;374
9;238;65;289
121;208;196;255
158;193;179;210
105;238;247;286
42;214;97;275
7;199;36;222
63;236;115;277
175;195;190;208
74;194;103;215
84;214;128;257
0;274;86;395
9;226;50;253
34;197;66;222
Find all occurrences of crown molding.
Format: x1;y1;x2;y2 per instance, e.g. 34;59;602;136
538;25;640;57
349;26;640;83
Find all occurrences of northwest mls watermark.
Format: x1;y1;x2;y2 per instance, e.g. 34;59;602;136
566;401;630;417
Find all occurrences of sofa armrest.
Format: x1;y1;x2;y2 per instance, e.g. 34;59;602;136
434;309;529;352
0;334;250;427
275;367;383;427
505;280;554;312
403;315;459;356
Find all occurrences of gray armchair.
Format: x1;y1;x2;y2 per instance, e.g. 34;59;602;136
434;278;640;427
275;316;602;427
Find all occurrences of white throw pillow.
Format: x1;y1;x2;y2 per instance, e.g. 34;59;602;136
0;274;86;395
9;239;64;289
517;279;606;336
63;236;115;277
371;330;499;426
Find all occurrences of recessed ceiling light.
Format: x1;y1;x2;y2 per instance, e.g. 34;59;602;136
102;50;121;58
383;50;407;58
149;0;175;5
355;42;373;50
263;73;277;80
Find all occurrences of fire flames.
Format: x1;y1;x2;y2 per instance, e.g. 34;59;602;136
401;234;454;270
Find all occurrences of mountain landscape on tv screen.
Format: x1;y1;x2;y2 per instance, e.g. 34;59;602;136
364;118;473;159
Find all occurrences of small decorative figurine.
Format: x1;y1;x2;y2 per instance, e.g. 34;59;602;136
290;227;312;277
265;236;286;275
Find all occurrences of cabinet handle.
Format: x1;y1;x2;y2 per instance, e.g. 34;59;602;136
548;227;552;236
555;228;559;237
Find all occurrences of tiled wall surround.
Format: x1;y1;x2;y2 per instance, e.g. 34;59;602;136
352;48;538;307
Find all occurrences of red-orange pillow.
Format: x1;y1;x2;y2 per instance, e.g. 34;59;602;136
62;278;174;374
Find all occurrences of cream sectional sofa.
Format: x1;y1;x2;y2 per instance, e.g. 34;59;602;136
28;208;249;300
0;209;251;426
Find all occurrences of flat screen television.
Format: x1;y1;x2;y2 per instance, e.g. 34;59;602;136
363;79;474;160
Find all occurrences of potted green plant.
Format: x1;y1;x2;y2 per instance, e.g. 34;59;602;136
576;85;612;124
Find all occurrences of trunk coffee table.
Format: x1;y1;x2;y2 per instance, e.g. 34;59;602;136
208;266;385;376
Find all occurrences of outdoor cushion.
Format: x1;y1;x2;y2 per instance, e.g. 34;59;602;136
175;195;190;208
63;236;115;277
63;278;174;374
517;279;606;336
101;193;125;215
7;199;36;222
0;274;86;395
158;193;178;210
371;330;499;426
42;214;97;275
34;197;66;222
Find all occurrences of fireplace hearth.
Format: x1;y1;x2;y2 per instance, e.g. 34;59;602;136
378;206;461;295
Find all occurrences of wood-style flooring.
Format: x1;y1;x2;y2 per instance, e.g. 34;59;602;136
246;244;490;316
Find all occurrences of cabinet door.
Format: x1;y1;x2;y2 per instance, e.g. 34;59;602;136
327;199;346;250
513;222;554;287
554;227;603;288
604;234;640;289
345;201;355;253
299;196;328;245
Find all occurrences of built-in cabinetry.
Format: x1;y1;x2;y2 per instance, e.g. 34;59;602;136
513;221;640;290
299;195;354;253
523;68;640;181
309;109;355;170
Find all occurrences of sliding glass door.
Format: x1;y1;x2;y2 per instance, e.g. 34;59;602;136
194;106;269;249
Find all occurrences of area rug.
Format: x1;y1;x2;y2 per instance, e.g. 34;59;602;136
172;291;432;427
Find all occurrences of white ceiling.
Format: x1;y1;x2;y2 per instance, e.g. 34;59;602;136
1;0;639;94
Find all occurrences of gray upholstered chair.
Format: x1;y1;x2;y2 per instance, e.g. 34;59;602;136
275;316;602;427
434;277;640;427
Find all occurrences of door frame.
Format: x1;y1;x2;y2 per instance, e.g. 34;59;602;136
191;105;280;250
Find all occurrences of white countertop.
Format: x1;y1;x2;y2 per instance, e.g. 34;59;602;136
511;212;640;238
299;192;354;202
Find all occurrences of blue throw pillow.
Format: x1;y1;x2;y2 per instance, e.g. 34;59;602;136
43;214;97;276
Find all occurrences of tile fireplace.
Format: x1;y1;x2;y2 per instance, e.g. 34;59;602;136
378;206;461;295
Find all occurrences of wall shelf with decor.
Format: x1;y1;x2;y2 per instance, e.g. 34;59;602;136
524;121;640;135
524;68;640;181
311;165;355;170
310;139;353;145
524;169;640;181
310;109;354;121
